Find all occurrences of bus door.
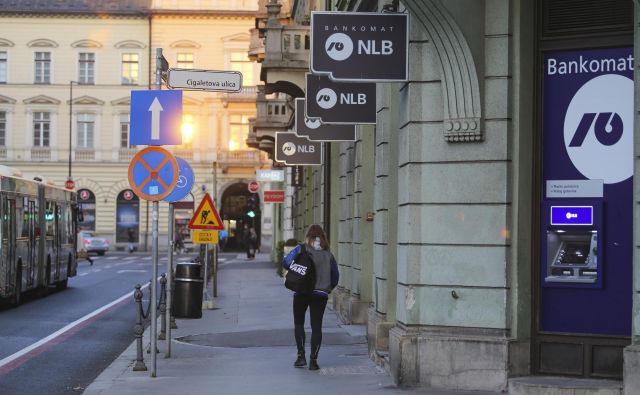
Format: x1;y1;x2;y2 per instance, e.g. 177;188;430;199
52;202;61;281
27;199;37;288
2;198;16;291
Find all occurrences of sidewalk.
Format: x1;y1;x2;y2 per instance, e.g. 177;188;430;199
84;253;500;395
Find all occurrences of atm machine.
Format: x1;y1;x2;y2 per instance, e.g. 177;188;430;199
542;200;603;288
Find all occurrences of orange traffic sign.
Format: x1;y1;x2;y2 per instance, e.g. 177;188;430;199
188;193;223;230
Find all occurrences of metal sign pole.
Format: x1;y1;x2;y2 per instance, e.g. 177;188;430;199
203;246;209;307
151;200;158;377
166;203;174;358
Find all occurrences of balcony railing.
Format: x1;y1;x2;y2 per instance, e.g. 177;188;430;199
263;24;310;66
118;147;136;161
31;147;51;161
174;148;194;161
74;148;95;161
217;149;265;167
222;85;259;102
0;147;6;160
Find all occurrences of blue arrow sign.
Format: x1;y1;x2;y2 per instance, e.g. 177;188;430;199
164;157;195;203
130;90;183;146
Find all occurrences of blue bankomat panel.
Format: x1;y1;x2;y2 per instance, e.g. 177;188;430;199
542;200;603;289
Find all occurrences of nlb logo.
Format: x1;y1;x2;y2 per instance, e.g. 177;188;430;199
325;33;353;61
289;263;307;276
325;33;394;61
304;117;322;129
316;88;337;109
563;74;633;184
316;88;367;109
282;142;297;156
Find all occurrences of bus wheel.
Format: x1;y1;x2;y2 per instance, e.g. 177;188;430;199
12;264;22;307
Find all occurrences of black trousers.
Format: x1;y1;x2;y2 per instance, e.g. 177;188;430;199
293;293;328;358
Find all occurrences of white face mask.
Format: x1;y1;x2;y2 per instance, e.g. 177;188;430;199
312;237;322;250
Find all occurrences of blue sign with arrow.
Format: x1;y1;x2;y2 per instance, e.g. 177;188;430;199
163;157;195;203
129;90;183;146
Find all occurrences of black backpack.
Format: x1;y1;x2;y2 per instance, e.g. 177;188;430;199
285;244;316;294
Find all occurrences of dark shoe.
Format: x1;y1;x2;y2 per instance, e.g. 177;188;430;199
89;259;94;266
308;358;319;371
294;353;307;368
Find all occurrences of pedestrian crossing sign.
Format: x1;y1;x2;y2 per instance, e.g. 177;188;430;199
188;193;224;230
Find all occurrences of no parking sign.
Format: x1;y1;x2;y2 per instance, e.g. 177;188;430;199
127;146;179;201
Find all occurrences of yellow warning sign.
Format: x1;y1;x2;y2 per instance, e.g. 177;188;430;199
188;193;224;230
192;230;218;244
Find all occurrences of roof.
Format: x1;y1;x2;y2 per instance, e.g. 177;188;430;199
0;0;150;15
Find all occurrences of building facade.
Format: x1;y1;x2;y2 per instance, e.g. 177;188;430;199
253;0;640;393
0;0;273;251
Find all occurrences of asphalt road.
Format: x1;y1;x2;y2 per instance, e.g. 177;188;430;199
0;250;231;395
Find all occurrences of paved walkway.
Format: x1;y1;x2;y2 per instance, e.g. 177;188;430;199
84;253;500;395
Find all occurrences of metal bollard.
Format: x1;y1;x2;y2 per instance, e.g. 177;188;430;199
132;284;148;372
158;274;167;340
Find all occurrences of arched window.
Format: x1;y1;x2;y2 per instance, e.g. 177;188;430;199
116;189;139;243
77;189;96;231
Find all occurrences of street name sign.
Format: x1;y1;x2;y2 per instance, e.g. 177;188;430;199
256;169;285;182
163;156;195;203
128;146;179;201
305;73;376;124
310;12;409;82
264;190;285;203
275;132;323;166
192;230;219;244
130;90;183;145
167;69;242;92
188;193;224;230
295;99;356;141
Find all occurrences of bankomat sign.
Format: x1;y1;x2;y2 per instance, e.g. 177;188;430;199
305;74;376;124
310;12;408;82
541;47;633;336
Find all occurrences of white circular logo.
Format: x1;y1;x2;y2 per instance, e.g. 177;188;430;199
563;74;633;184
316;88;337;109
304;117;321;130
282;142;297;156
325;33;353;61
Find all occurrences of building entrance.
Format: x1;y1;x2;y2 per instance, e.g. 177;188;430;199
220;183;260;252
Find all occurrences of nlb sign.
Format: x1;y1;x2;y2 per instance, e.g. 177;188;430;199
305;74;376;124
294;99;356;142
310;12;408;82
275;132;323;166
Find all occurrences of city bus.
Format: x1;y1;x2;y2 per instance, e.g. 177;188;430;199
0;166;77;306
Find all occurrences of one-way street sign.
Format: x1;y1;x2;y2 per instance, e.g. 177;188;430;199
167;69;242;92
130;90;183;146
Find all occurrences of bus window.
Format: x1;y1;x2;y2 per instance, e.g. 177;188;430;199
45;201;55;237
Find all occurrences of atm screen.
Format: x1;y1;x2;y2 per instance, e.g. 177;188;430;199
558;242;590;264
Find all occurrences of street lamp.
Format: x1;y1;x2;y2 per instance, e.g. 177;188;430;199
68;80;78;183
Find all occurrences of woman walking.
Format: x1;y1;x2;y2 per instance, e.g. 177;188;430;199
282;224;339;370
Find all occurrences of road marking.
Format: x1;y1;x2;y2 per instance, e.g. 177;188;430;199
124;257;137;261
0;283;150;375
106;257;118;260
104;265;112;269
92;269;102;273
117;269;148;274
114;262;127;267
79;273;89;277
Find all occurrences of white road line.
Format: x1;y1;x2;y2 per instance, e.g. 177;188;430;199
106;257;118;260
104;265;112;269
0;283;150;370
92;269;102;273
79;273;89;277
114;262;127;267
117;269;148;274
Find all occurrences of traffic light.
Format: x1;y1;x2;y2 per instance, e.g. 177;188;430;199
246;194;260;218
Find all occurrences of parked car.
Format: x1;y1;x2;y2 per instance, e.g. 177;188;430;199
80;231;110;255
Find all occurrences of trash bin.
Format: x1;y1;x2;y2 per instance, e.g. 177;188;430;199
172;262;203;318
